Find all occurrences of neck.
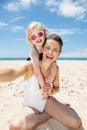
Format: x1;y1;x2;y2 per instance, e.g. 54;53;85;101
35;46;42;53
40;60;51;72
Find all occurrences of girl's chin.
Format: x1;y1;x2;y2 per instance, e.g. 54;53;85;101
36;42;43;46
36;40;43;45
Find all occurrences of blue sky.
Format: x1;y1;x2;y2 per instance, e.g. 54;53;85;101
0;0;87;58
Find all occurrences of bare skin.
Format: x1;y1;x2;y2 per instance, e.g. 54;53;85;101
28;26;57;99
9;104;51;130
0;35;82;130
45;96;81;128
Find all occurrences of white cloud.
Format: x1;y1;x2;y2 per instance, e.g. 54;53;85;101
19;0;31;9
49;8;56;13
49;28;79;36
45;0;87;20
58;0;85;19
4;2;20;12
20;0;38;7
11;25;24;32
46;0;59;7
0;22;8;28
51;28;75;35
4;0;38;12
45;0;59;13
10;16;25;23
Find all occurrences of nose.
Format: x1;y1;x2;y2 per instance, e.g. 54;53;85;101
36;35;40;40
49;49;53;54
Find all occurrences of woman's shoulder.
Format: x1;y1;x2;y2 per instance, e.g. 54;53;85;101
24;61;33;71
23;61;34;80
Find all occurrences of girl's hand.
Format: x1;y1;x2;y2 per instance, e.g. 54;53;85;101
42;83;53;96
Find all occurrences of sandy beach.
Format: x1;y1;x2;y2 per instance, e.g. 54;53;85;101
0;60;87;130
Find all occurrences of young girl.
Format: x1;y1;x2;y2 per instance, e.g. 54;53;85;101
26;21;57;99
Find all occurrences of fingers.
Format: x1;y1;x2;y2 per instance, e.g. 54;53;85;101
42;83;53;96
42;92;48;100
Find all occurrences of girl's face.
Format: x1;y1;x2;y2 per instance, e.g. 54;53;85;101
42;39;61;64
30;27;45;47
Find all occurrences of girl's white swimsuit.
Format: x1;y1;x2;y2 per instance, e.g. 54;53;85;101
23;75;47;112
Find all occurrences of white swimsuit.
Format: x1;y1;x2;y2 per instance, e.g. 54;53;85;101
23;75;47;112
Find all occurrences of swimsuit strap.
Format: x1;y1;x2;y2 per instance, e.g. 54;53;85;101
34;46;43;60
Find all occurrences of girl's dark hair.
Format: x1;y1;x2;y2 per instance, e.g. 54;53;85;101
43;34;63;52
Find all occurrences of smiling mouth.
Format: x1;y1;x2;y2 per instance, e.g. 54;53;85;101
46;55;53;60
37;39;42;43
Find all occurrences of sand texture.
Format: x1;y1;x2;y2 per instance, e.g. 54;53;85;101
0;60;87;130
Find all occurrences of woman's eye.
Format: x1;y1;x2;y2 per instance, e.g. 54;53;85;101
53;49;58;52
45;47;50;50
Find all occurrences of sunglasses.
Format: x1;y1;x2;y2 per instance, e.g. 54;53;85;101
30;31;44;41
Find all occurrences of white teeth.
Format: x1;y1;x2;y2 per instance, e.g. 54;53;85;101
47;55;52;58
46;55;53;60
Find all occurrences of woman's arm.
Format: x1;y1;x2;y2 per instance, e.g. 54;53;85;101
0;62;31;82
49;61;57;82
52;66;60;94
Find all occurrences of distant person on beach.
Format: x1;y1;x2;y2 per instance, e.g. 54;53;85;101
0;34;82;130
26;21;57;99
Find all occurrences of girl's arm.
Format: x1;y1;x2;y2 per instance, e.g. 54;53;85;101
30;47;45;88
0;62;30;82
42;67;60;96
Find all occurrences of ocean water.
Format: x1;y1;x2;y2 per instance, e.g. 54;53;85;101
0;57;87;61
58;57;87;60
0;58;26;61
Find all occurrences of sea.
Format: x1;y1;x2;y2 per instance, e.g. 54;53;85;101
0;57;87;61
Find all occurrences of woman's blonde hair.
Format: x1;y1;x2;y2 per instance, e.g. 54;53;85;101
26;21;49;44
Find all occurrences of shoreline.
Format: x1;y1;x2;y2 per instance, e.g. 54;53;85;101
0;57;87;61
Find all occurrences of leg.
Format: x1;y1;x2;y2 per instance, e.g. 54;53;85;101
9;104;51;130
26;112;51;130
9;104;40;130
45;96;82;129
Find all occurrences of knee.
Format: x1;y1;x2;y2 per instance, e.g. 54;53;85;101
9;120;25;130
73;118;82;129
68;118;82;129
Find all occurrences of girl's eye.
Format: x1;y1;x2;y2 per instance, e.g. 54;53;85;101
38;31;44;37
31;35;36;40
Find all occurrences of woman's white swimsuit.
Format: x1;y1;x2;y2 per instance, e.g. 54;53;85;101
23;75;47;112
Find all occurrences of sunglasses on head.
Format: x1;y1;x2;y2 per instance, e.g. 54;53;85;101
30;31;44;41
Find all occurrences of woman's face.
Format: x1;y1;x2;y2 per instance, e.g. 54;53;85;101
42;39;61;63
29;27;45;47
